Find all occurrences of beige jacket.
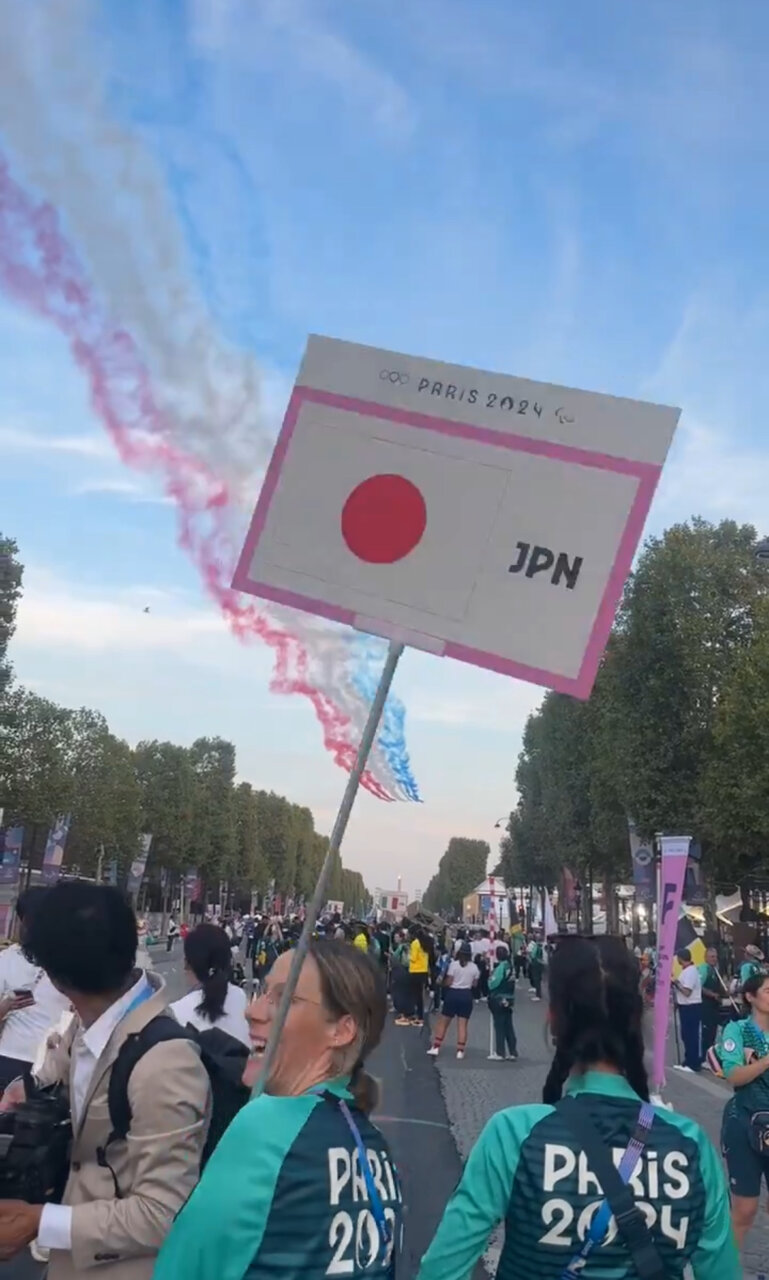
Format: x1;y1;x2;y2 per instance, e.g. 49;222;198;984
36;972;210;1280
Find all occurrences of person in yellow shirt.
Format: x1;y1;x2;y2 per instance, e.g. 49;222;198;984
399;928;430;1028
353;926;369;953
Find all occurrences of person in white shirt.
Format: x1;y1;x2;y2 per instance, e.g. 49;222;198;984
171;923;249;1048
673;947;703;1074
0;880;210;1277
0;888;71;1089
427;943;480;1061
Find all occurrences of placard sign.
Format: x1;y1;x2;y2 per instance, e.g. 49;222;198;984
234;337;680;697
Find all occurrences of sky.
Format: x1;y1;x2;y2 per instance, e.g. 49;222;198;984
1;0;769;898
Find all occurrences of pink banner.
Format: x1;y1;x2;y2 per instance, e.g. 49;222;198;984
652;836;691;1090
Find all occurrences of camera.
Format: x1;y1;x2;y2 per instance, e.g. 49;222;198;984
0;1079;72;1203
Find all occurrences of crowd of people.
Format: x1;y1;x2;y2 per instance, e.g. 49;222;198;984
0;886;764;1276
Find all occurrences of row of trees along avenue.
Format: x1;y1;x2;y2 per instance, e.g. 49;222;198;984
0;533;370;916
496;518;769;928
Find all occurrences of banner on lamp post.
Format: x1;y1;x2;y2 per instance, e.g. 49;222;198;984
184;869;201;902
628;818;656;906
126;833;153;897
41;814;71;885
544;889;558;939
0;826;24;938
652;835;691;1092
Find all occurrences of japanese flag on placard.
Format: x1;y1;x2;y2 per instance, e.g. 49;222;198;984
233;335;680;698
262;412;506;621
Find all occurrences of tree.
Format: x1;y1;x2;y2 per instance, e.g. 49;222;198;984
189;737;237;891
133;741;198;882
700;602;769;878
232;782;270;901
0;688;77;827
254;791;300;895
0;535;23;698
604;518;766;836
66;712;142;877
423;837;489;916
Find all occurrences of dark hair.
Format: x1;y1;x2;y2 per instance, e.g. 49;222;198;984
309;939;386;1115
458;943;472;965
543;936;649;1105
676;949;691;964
23;881;137;995
184;924;232;1021
742;972;769;1012
496;945;508;963
15;887;48;924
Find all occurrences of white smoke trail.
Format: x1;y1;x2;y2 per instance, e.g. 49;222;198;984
0;0;265;495
0;0;419;800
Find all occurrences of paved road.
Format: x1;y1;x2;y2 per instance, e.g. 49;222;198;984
369;1011;486;1278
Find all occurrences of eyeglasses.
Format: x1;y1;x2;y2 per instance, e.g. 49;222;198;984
258;985;324;1012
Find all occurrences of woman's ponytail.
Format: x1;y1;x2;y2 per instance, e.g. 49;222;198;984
349;1060;380;1115
198;964;229;1021
183;923;232;1022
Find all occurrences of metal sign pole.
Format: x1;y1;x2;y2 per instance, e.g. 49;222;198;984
252;640;405;1097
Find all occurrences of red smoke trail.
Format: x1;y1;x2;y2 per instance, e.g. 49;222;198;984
0;156;392;801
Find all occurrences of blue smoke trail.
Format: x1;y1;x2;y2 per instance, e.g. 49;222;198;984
350;634;421;802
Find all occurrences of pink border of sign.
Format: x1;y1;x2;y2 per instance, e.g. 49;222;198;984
232;387;662;698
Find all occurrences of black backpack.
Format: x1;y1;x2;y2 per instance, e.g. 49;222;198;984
97;1016;250;1196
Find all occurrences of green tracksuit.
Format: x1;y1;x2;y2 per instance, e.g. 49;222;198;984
153;1078;402;1280
417;1071;738;1280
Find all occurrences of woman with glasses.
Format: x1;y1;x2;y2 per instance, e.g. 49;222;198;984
152;939;402;1279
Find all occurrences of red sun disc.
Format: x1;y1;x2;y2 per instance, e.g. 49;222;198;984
341;473;427;564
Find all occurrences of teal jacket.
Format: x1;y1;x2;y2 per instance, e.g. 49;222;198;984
417;1071;738;1280
153;1078;402;1280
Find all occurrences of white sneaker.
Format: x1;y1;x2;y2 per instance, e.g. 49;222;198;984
531;996;542;1002
487;1052;503;1061
426;1046;440;1056
456;1049;465;1060
673;1064;693;1073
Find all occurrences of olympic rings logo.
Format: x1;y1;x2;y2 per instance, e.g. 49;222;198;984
379;370;409;385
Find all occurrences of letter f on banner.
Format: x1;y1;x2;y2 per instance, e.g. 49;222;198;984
652;836;692;1093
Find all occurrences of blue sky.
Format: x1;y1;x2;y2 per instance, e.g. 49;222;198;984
1;0;769;895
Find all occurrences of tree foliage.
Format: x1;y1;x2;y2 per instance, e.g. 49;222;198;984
423;836;490;917
0;537;23;698
0;531;370;908
498;518;769;895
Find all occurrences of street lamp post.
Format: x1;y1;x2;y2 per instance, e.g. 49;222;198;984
755;537;769;564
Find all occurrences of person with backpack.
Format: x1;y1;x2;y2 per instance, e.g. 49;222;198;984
0;881;210;1278
152;939;402;1280
719;971;769;1249
418;934;739;1280
487;944;517;1062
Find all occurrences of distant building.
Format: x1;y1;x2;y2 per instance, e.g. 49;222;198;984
462;877;511;928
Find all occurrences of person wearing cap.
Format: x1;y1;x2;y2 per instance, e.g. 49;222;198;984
740;944;765;986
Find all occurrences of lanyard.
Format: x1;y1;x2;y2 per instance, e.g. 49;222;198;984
561;1102;655;1279
122;979;153;1020
313;1090;393;1264
338;1099;392;1258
